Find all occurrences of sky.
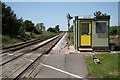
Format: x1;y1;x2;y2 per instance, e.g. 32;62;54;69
3;0;120;2
4;2;119;31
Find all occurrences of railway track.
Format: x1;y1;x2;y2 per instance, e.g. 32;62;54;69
0;34;59;66
2;33;64;79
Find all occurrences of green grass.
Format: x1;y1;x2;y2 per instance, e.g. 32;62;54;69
2;31;56;47
85;53;119;78
2;35;22;47
34;31;55;38
25;31;55;38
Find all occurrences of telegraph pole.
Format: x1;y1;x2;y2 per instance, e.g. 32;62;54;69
66;13;73;49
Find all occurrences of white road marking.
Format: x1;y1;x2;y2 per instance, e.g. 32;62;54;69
41;63;83;79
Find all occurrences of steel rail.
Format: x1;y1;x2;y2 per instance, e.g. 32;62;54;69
1;34;62;66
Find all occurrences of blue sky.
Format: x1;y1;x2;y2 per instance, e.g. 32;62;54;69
5;2;118;31
3;0;120;2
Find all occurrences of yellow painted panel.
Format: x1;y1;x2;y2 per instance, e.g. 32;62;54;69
81;35;91;46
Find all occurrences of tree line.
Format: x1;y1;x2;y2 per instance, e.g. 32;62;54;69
2;2;60;37
109;26;118;35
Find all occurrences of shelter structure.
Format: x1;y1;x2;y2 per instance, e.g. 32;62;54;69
73;15;110;51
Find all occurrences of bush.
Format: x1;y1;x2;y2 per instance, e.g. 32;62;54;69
47;27;57;33
2;35;22;47
109;26;118;35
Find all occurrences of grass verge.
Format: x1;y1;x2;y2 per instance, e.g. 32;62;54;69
2;31;56;47
2;35;22;47
25;31;55;39
85;53;119;78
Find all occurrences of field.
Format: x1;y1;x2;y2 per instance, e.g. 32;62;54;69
85;53;119;79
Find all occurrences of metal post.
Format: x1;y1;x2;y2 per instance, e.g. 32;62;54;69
68;18;70;49
66;13;73;49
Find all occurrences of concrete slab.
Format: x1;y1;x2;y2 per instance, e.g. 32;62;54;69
79;48;93;51
35;53;88;78
69;46;76;53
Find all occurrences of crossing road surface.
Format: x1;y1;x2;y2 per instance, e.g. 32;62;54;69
35;53;88;78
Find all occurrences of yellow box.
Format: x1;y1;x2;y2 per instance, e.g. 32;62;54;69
81;35;91;46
